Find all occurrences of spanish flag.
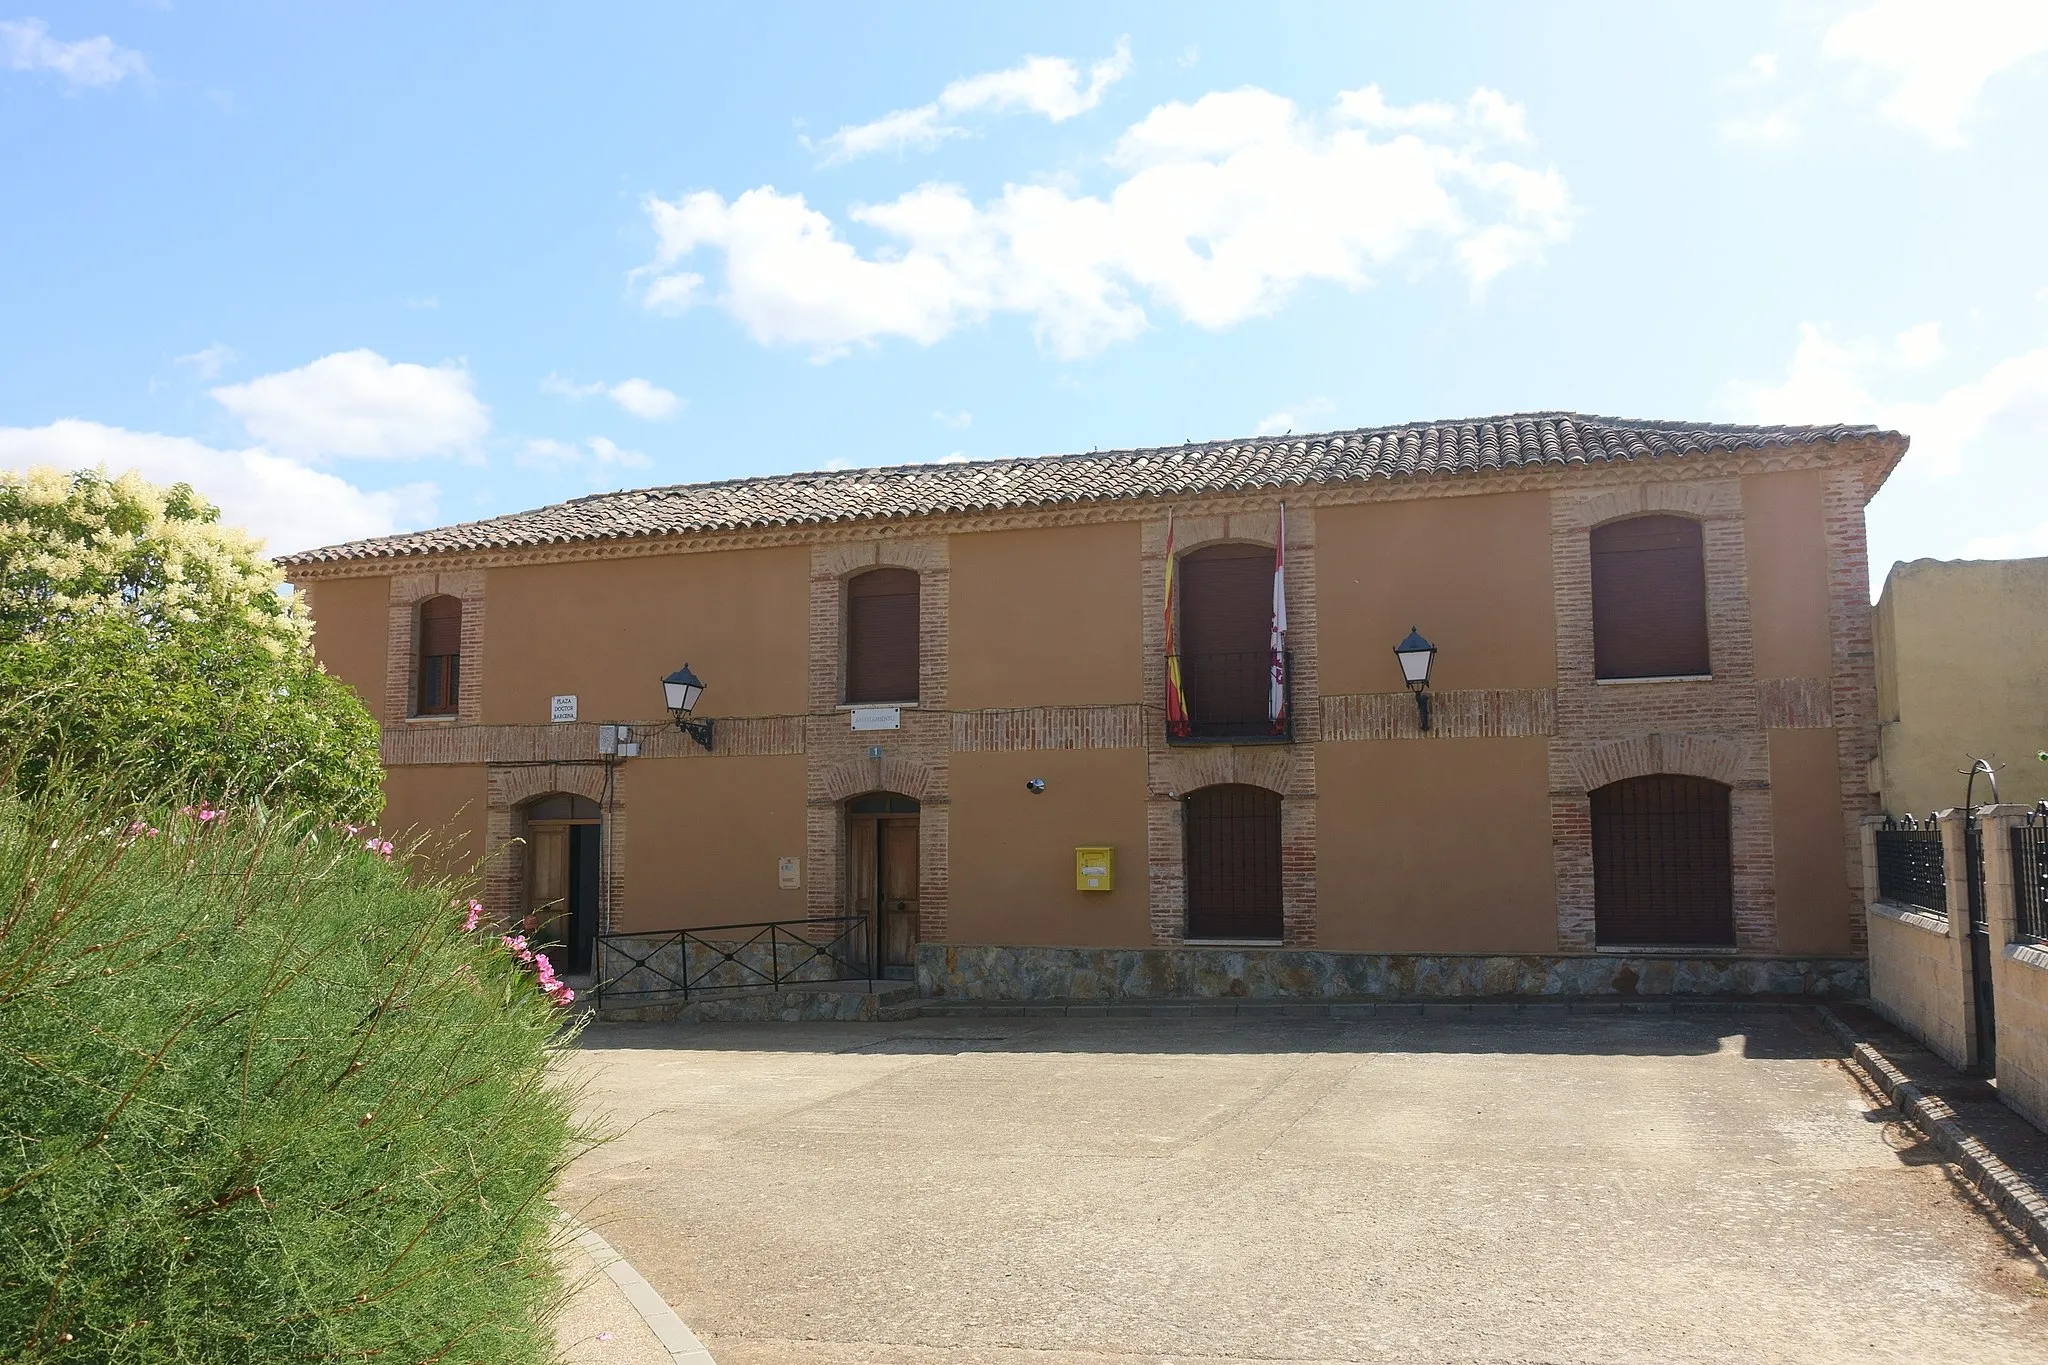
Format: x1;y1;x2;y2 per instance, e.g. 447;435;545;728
1164;513;1192;737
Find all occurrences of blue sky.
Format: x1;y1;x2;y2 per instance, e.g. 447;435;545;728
2;3;2045;592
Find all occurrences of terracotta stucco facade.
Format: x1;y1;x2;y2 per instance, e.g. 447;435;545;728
297;434;1893;973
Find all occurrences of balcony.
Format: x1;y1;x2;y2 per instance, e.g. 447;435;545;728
1166;650;1294;744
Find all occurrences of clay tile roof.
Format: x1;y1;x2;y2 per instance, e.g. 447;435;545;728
276;411;1902;568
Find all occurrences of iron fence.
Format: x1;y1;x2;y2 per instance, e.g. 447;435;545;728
2013;816;2048;944
593;914;872;1006
1874;818;1946;915
1166;650;1293;743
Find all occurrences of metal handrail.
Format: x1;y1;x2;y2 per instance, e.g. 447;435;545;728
593;914;872;1005
1166;649;1294;744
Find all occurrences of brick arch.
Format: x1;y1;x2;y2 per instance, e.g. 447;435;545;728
491;762;610;810
816;755;941;804
1150;745;1299;799
1585;505;1704;534
1571;733;1752;793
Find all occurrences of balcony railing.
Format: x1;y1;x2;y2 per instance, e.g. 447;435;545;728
1166;650;1293;744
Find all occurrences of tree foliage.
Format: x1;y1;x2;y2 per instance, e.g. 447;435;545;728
0;468;380;822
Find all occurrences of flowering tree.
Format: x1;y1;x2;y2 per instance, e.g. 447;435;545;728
0;468;381;822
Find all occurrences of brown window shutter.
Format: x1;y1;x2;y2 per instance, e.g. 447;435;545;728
845;568;919;703
1591;774;1734;946
419;596;462;656
1177;543;1275;728
1590;515;1709;679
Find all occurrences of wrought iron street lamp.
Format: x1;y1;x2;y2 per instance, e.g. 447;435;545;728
662;663;714;751
1394;627;1437;733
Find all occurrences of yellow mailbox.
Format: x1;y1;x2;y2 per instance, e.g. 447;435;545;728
1075;846;1113;892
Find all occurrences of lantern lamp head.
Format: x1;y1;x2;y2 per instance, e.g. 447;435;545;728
661;664;713;751
1393;627;1436;691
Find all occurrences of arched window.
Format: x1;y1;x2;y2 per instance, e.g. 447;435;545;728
1184;784;1283;941
1176;543;1274;737
1590;515;1709;679
415;595;462;715
1590;774;1733;947
845;568;919;704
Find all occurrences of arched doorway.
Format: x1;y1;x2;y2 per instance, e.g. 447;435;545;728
1590;774;1733;947
846;792;919;978
1184;784;1283;941
521;793;601;973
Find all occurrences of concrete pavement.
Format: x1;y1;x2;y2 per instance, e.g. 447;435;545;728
558;1011;2048;1363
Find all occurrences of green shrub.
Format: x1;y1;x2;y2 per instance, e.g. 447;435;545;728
0;776;586;1363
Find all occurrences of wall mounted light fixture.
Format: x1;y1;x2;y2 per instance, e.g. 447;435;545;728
1393;627;1438;733
661;663;714;752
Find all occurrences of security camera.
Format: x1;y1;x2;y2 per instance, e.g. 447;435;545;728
1025;778;1046;794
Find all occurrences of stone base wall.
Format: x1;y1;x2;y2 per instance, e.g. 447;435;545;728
1866;901;1972;1069
915;943;1865;1001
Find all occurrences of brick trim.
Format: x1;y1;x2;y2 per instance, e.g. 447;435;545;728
1320;688;1555;741
482;760;623;934
386;571;484;725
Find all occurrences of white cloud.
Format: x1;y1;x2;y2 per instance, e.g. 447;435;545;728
542;372;683;420
1721;109;1801;144
811;39;1132;163
1254;398;1334;437
1723;323;2048;588
211;350;489;459
930;409;972;429
174;343;235;381
516;435;652;477
0;18;147;89
1823;0;2048;146
0;420;434;556
642;83;1573;360
606;377;682;420
1749;52;1780;80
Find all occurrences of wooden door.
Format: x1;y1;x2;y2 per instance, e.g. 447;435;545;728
1590;775;1733;946
528;824;570;945
1184;784;1283;941
847;816;879;952
879;818;920;971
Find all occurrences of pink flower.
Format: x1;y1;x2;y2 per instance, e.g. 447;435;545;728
462;899;483;932
501;933;534;966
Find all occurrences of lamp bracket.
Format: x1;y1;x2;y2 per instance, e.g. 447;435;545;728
675;716;714;752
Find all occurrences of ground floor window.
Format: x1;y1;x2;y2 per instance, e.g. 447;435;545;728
1591;774;1733;947
1184;784;1283;941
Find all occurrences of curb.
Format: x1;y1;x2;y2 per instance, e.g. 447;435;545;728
1816;1005;2048;1257
558;1211;717;1365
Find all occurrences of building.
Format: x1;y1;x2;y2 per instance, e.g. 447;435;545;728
280;412;1904;1002
1872;555;2048;819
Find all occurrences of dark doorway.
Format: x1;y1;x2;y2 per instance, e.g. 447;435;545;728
1176;543;1275;737
847;793;920;978
1591;774;1734;947
1184;784;1283;941
525;793;601;974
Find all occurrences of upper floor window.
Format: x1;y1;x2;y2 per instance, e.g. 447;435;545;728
1591;515;1709;680
1174;543;1278;738
415;594;462;715
845;568;919;704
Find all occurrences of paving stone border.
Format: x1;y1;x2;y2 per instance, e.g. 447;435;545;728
918;996;1817;1019
1817;1005;2048;1258
557;1211;717;1365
